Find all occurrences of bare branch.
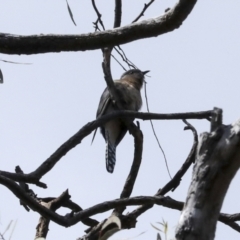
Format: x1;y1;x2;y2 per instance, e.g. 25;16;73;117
110;53;127;71
127;120;198;219
72;196;182;225
35;190;71;239
0;170;47;187
219;213;240;233
176;116;240;239
114;0;122;28
157;120;198;195
0;174;66;226
132;0;155;23
91;0;105;31
120;128;143;200
79;197;240;239
210;107;223;132
114;45;138;69
0;174;99;229
220;213;240;222
114;124;143;215
0;110;212;184
15;166;36;211
0;0;197;55
2;172;239;236
1;172;178;227
15;166;99;229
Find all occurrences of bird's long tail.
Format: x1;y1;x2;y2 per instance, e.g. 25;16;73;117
105;141;116;173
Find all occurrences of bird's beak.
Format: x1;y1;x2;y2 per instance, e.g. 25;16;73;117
142;70;150;75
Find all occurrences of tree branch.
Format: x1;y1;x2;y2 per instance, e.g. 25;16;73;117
0;0;197;55
0;174;67;226
132;0;155;23
157;120;198;195
176;116;240;240
0;110;212;184
2;172;239;236
35;190;71;239
219;213;240;233
91;0;105;31
120;127;143;199
126;120;198;219
113;123;143;215
114;0;122;28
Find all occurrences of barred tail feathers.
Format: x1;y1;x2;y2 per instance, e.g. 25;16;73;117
105;141;116;173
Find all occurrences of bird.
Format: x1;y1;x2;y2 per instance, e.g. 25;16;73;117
94;69;149;173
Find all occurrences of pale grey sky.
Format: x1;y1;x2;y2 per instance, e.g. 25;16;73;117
0;1;240;239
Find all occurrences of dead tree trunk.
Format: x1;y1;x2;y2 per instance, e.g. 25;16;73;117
175;111;240;240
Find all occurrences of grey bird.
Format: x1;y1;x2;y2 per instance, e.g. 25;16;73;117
95;69;149;173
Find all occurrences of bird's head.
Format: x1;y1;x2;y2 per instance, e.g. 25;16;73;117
120;69;150;90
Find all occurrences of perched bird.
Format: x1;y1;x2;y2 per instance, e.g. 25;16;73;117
95;69;149;173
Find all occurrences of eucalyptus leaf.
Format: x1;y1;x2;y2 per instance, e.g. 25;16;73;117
0;68;3;83
66;0;77;26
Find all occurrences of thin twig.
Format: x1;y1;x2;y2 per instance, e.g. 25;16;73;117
144;81;172;179
132;0;155;23
114;45;138;69
127;121;198;218
157;120;198;195
91;0;132;71
0;233;5;240
91;0;105;31
91;0;135;71
117;45;138;68
0;59;31;65
111;54;127;71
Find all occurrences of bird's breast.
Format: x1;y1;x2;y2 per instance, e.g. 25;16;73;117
115;82;142;111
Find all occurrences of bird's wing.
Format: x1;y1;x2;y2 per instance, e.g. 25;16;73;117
91;88;111;144
96;87;111;117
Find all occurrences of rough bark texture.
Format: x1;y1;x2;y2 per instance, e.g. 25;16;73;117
175;119;240;240
0;0;197;55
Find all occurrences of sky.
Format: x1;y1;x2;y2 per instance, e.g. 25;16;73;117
0;0;240;239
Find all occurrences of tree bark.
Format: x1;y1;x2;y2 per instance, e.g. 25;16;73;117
175;119;240;240
0;0;197;55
